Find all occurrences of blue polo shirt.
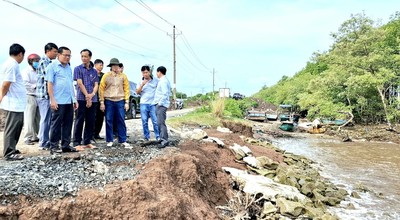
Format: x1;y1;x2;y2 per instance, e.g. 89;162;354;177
46;59;76;104
139;78;158;104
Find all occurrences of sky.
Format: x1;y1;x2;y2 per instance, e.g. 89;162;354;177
0;0;398;97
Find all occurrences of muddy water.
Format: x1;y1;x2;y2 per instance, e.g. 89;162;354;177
273;137;400;220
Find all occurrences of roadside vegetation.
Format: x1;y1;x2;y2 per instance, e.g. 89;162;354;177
254;12;400;126
168;95;257;128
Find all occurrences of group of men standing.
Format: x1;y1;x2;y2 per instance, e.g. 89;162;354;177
0;42;171;161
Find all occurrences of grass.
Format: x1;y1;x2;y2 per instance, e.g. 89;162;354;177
167;110;223;128
211;98;225;118
167;97;252;129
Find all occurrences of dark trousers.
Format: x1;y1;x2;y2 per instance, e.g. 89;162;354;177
156;105;168;142
49;104;74;149
73;101;97;145
3;111;23;157
94;101;104;137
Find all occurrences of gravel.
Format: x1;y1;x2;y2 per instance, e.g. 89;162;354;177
0;140;177;205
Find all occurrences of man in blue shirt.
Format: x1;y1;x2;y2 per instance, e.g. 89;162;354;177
136;65;160;141
152;66;170;148
46;46;78;154
73;49;99;150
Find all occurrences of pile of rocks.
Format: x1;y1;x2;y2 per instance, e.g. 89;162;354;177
0;144;167;205
222;138;346;219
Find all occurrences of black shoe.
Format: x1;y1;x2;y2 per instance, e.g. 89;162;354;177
159;141;169;148
94;135;104;140
50;147;62;154
24;140;34;145
5;154;24;161
62;146;78;153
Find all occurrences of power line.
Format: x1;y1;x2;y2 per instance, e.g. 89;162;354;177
176;44;209;72
3;0;147;57
114;0;168;34
180;33;211;71
115;0;211;74
47;0;162;54
135;0;174;27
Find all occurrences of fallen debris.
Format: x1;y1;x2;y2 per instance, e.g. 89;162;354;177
204;136;225;148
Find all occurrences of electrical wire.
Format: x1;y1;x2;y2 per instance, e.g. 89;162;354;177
114;0;168;34
135;0;174;27
116;0;211;73
176;44;209;72
3;0;147;57
180;33;211;71
47;0;162;54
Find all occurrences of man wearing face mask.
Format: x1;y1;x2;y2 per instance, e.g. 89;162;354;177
22;53;41;145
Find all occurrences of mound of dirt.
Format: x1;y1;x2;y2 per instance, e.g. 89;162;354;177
221;120;253;137
248;98;278;112
0;126;286;220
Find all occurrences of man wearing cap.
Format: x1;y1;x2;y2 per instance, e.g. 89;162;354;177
0;43;26;160
22;53;41;145
99;58;131;148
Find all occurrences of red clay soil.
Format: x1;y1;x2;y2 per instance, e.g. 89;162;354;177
0;128;284;220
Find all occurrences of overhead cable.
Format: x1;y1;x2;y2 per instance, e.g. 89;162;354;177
114;0;168;34
47;0;161;53
180;33;211;71
3;0;147;57
135;0;174;27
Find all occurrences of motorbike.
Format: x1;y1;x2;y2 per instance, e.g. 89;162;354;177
175;99;183;109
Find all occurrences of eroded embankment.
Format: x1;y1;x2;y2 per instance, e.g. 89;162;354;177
0;121;347;219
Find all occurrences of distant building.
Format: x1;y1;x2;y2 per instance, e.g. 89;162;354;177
219;88;230;98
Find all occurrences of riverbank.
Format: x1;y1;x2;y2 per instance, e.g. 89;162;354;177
0;114;355;219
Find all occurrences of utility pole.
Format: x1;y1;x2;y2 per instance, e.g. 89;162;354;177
173;25;177;106
212;68;215;96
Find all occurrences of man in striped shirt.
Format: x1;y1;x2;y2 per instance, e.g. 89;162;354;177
36;43;58;150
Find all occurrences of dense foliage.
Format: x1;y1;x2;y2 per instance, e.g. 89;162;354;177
254;12;400;124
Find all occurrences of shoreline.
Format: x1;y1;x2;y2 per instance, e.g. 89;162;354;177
0;114;396;219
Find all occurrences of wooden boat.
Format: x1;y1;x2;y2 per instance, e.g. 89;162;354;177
321;119;347;126
279;121;294;132
266;113;278;121
246;110;267;122
278;104;293;122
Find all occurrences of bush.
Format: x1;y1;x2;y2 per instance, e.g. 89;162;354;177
224;99;243;118
211;98;225;118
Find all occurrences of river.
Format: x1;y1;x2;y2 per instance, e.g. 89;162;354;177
272;136;400;220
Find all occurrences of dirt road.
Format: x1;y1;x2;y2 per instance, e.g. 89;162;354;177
0;108;195;157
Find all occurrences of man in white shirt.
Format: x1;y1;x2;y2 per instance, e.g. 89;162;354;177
22;53;41;145
0;43;26;160
152;66;171;148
